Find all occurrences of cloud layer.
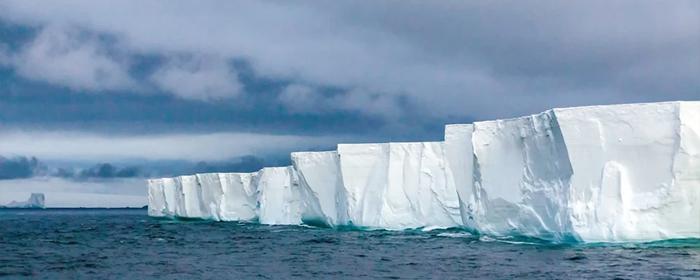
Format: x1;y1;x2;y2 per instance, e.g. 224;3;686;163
0;130;356;162
0;1;698;181
0;0;696;122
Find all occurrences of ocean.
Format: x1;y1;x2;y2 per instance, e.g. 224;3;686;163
0;209;698;279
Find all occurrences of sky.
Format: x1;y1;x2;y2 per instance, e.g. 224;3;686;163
0;1;698;205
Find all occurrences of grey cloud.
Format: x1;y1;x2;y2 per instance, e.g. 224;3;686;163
0;1;697;122
5;25;136;92
0;156;46;179
0;155;143;181
77;163;141;179
278;84;319;114
0;43;9;65
2;154;292;181
278;84;404;119
150;55;242;100
189;155;288;174
52;163;142;180
0;130;364;162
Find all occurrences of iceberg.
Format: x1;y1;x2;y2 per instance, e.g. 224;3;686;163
147;101;700;243
2;193;45;208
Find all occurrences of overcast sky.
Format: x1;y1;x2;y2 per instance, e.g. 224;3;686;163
0;0;698;175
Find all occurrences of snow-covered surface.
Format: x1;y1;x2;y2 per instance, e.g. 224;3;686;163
147;101;700;243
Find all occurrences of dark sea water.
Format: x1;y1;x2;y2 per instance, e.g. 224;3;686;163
0;209;698;279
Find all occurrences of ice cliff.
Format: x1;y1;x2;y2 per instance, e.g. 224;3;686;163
148;101;700;243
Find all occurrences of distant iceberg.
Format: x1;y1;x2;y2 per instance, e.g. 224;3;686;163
147;101;700;243
2;193;45;208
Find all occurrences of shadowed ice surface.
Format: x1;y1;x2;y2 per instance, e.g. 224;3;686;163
0;209;698;279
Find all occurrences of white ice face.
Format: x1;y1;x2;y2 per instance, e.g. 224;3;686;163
444;124;476;228
147;179;166;217
558;102;700;242
336;143;389;227
336;142;461;229
292;151;348;226
146;101;700;243
470;110;575;240
161;177;180;216
196;173;224;221
256;166;303;225
218;172;257;222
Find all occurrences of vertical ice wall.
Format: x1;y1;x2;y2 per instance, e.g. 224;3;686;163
162;177;181;217
256;166;304;225
292;151;349;226
444;124;476;229
218;172;258;221
674;102;700;238
179;175;208;219
150;173;258;221
337;142;461;229
147;179;166;217
471;110;574;240
385;142;461;228
337;143;389;227
196;173;224;221
559;102;700;242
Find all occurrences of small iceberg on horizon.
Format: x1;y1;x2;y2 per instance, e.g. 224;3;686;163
2;193;46;208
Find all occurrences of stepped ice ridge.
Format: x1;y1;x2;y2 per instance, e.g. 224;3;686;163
147;101;700;243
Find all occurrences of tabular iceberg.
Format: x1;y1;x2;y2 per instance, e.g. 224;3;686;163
147;101;700;243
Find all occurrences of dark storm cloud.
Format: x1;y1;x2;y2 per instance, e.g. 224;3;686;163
0;1;697;137
0;155;46;179
0;73;389;137
0;154;293;180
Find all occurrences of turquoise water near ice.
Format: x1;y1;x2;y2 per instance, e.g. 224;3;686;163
1;209;698;279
